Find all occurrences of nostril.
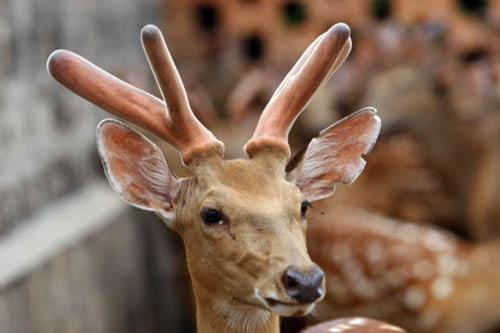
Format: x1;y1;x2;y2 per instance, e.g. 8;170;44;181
282;265;325;304
282;268;300;290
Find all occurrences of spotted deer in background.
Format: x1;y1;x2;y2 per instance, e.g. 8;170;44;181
47;23;408;333
305;203;500;333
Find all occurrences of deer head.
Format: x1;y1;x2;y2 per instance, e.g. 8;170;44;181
47;23;380;331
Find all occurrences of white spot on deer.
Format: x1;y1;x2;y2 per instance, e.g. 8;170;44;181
437;254;459;276
336;323;353;330
328;328;342;333
418;310;441;329
348;317;367;326
397;223;420;239
404;286;426;310
423;230;452;252
332;242;352;264
412;259;434;280
380;324;406;332
354;279;379;300
431;277;454;300
365;241;386;263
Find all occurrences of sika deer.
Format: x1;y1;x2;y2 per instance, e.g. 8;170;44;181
307;203;500;333
302;317;405;333
47;23;404;333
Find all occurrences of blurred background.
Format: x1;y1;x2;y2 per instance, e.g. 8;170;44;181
0;0;499;332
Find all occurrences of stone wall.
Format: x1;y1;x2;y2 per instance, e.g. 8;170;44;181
0;0;157;234
0;197;193;333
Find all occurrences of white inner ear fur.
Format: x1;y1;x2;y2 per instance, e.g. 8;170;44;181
96;119;182;226
288;107;381;202
138;151;180;225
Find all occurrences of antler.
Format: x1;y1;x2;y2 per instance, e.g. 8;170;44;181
47;25;223;165
245;23;352;159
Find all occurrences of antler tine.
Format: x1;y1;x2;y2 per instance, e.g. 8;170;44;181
47;26;223;166
140;25;224;164
245;23;351;159
47;50;172;146
140;25;190;115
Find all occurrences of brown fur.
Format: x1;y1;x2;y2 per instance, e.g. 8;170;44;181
97;123;323;332
95;105;381;331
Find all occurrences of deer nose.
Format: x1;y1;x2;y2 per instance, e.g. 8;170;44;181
281;265;325;304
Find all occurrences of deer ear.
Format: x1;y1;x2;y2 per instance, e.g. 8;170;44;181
97;119;182;225
286;108;381;202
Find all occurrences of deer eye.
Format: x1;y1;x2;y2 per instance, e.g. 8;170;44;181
301;200;311;218
200;208;224;225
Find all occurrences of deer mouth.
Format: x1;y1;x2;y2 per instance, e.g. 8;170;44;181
264;298;315;317
256;291;316;317
264;297;297;307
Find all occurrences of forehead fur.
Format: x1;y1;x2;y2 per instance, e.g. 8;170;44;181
192;157;301;208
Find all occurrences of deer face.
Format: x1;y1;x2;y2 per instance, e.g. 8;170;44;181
48;23;380;318
178;157;319;316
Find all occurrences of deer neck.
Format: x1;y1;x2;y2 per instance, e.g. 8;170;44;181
192;281;280;333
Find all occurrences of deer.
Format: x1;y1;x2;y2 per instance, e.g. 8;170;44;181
302;317;406;333
46;23;407;333
306;202;500;333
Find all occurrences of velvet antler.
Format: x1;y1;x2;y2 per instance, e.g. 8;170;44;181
47;25;223;165
245;23;352;159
